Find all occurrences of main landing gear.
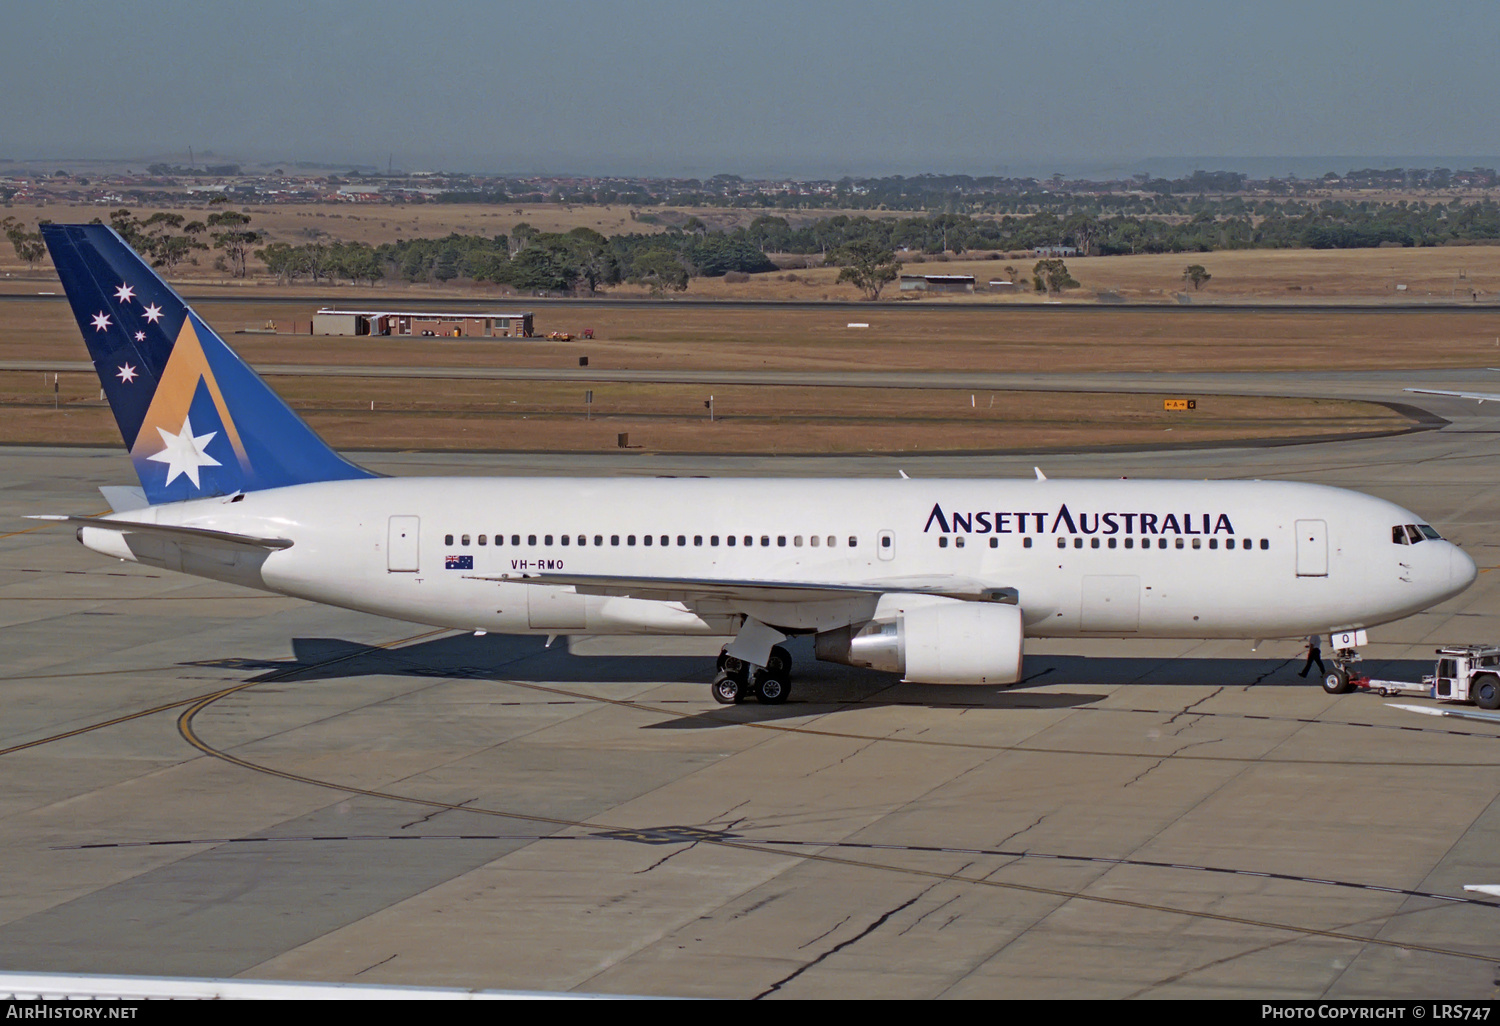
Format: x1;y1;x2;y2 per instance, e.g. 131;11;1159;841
713;645;792;705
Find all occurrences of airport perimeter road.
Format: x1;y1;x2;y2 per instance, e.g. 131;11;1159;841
1;401;1499;998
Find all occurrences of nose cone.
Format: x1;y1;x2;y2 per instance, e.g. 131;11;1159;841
1451;544;1479;594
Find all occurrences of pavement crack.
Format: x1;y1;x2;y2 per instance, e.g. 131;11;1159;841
756;891;927;998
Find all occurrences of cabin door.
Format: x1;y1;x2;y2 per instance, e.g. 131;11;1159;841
1295;519;1328;577
388;516;420;572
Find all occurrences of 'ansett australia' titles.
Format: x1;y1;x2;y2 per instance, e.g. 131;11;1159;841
924;503;1235;537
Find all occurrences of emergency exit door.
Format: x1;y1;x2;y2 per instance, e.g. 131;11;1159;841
388;516;420;572
1295;519;1327;577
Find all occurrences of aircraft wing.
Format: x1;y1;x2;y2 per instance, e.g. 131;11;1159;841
1387;702;1500;725
465;571;1017;605
26;515;294;550
1404;388;1500;403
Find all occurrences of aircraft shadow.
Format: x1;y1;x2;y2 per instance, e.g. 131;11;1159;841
184;635;1438;726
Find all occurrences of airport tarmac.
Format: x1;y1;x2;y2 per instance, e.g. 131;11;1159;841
2;377;1500;999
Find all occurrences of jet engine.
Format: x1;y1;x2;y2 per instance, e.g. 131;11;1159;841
814;597;1023;684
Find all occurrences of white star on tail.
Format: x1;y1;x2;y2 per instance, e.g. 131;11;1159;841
116;363;137;384
134;331;146;342
91;312;111;331
142;303;163;324
146;414;221;488
114;283;134;303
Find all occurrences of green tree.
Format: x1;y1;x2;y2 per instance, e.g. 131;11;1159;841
629;249;689;294
1183;264;1212;290
1;217;45;270
832;239;900;299
206;210;261;278
1032;258;1079;294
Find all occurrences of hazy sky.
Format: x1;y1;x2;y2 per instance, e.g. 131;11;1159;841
6;0;1499;177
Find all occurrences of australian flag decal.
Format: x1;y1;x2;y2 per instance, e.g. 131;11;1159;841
445;555;473;570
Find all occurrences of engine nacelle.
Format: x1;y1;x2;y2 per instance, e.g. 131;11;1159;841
815;597;1024;685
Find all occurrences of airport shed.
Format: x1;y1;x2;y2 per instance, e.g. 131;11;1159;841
312;309;534;338
899;274;976;293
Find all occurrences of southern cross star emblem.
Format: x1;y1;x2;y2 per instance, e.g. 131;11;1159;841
114;283;134;303
134;331;146;342
146;414;221;488
116;363;137;384
90;312;111;332
142;303;163;324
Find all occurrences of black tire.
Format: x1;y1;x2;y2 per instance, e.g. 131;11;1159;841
1472;674;1500;710
1322;670;1352;695
766;645;792;678
755;673;790;705
711;671;743;705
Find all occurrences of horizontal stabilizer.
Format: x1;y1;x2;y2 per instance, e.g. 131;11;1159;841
99;485;149;512
466;571;1016;604
27;515;292;550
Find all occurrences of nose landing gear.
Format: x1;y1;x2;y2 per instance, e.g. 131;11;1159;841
712;645;792;705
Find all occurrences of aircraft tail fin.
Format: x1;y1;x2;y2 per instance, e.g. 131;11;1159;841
41;223;374;503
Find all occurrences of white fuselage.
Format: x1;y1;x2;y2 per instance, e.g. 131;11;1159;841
80;476;1475;643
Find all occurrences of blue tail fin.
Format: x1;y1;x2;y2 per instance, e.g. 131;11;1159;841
42;224;375;503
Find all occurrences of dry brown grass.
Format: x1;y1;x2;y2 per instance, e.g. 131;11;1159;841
0;370;1404;453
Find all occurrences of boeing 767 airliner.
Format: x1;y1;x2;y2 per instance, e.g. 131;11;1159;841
31;224;1478;704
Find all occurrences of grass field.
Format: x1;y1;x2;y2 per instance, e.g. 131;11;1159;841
0;369;1406;454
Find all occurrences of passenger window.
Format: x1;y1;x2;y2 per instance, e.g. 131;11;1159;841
794;536;803;547
577;535;586;546
778;536;787;547
694;536;703;546
1023;537;1032;548
955;537;964;548
445;534;454;546
544;535;553;546
1073;538;1083;549
644;535;653;546
810;536;820;547
940;537;949;548
677;535;686;546
761;536;770;547
827;536;836;547
849;537;857;547
478;534;487;546
990;537;999;548
594;535;603;546
1226;538;1234;549
881;536;892;548
1108;537;1117;549
710;536;719;546
1159;539;1167;549
1192;538;1201;549
661;536;669;546
1208;539;1217;549
1124;538;1133;549
611;535;620;546
727;536;736;547
528;534;537;546
1260;539;1269;550
1175;538;1184;549
511;535;520;546
462;535;470;547
1057;538;1066;549
1090;538;1099;549
627;535;636;546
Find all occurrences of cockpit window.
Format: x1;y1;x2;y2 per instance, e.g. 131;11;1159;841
1393;526;1408;544
1418;524;1441;540
1405;525;1424;544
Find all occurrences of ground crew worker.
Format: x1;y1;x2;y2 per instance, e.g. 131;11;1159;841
1298;634;1326;678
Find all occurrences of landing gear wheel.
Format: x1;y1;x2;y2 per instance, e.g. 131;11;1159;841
716;646;730;673
755;672;790;705
1472;673;1500;710
712;671;744;705
766;645;792;678
1322;669;1352;695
